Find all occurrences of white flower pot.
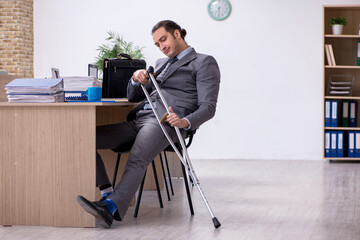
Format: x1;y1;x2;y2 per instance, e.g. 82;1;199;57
332;24;343;35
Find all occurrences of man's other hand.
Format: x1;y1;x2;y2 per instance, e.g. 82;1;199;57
167;106;189;129
133;69;149;85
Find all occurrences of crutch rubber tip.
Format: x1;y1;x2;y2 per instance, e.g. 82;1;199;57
212;217;221;229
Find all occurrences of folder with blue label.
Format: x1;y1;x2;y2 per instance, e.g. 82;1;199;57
337;131;344;157
348;131;356;157
349;101;357;127
325;131;331;158
342;101;349;127
325;101;331;127
331;101;338;127
330;131;337;158
356;132;360;158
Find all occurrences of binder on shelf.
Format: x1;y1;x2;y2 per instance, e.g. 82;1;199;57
325;44;332;66
330;131;337;158
325;100;331;127
348;131;356;157
325;131;331;158
330;101;338;127
349;101;357;127
342;101;349;127
328;44;336;66
356;132;360;157
337;131;344;157
357;41;360;66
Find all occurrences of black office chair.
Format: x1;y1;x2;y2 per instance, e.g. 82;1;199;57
136;131;196;217
161;130;196;196
111;142;172;217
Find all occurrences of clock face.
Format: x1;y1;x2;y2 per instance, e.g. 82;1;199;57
208;0;231;21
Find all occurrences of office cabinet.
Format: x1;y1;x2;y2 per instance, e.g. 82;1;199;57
323;5;360;160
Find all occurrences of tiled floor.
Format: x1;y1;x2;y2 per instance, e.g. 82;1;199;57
1;159;360;240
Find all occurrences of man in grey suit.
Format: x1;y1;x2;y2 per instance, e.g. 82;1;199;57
77;20;220;228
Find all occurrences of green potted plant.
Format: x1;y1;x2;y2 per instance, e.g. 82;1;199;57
94;31;145;79
329;17;347;35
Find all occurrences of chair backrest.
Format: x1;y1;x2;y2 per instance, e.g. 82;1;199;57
164;130;196;152
186;130;196;148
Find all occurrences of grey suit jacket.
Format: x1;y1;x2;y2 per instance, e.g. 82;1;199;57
127;48;220;131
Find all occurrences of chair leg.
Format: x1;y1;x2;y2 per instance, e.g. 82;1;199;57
133;160;164;218
152;160;164;208
112;153;121;187
181;162;194;215
163;151;174;195
159;152;171;201
134;170;147;218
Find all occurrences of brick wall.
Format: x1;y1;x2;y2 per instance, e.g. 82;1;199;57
0;0;33;78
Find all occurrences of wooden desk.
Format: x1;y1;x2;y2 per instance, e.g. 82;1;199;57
0;102;139;227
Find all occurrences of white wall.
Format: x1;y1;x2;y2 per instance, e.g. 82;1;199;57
34;0;360;160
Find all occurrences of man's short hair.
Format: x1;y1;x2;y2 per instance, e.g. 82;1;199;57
152;20;187;39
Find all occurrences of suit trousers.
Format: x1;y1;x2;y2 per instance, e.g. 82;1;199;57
96;109;185;219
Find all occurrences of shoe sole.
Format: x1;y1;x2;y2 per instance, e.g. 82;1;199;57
76;196;112;228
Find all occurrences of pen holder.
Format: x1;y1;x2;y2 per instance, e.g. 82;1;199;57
86;87;102;101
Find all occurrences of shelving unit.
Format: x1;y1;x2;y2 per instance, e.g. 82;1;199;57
323;5;360;161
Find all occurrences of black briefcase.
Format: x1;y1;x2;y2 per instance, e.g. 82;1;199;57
102;53;146;98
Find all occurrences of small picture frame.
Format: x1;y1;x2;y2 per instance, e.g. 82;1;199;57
88;64;98;79
51;68;60;78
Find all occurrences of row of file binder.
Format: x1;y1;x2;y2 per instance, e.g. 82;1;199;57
325;131;360;158
325;101;357;127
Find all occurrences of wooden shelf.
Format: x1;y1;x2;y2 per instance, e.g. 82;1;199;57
325;65;360;69
325;96;360;100
325;127;360;130
323;5;360;8
325;157;360;161
325;34;360;38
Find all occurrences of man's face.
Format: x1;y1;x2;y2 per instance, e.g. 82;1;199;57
153;27;181;58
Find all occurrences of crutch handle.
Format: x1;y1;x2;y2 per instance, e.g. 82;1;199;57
147;66;154;75
160;112;169;125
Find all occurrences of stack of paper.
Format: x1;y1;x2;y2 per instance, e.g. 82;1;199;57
62;76;101;92
5;78;64;103
62;76;101;100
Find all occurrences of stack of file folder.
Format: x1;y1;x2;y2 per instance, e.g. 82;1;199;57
325;100;357;127
5;78;64;103
62;76;101;101
325;131;360;158
325;131;344;158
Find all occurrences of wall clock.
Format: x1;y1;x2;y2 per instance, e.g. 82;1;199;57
208;0;231;21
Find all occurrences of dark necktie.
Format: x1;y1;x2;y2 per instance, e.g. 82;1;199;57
156;57;178;82
141;57;178;111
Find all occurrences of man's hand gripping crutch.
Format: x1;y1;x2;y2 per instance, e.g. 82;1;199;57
140;66;221;229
